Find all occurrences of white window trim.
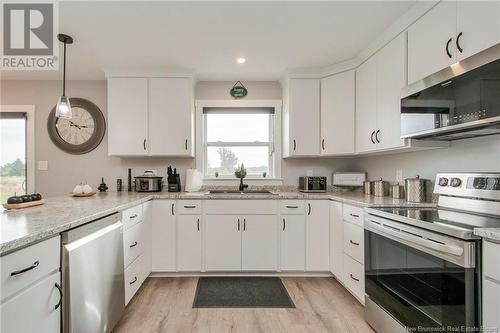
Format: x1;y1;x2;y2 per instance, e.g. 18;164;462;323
195;100;282;185
0;105;36;193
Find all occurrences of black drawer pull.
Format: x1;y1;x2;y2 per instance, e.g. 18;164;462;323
129;241;138;248
184;205;196;209
349;213;359;218
54;282;63;310
129;214;138;219
11;261;39;276
350;240;360;246
286;205;298;209
129;276;137;285
350;274;359;282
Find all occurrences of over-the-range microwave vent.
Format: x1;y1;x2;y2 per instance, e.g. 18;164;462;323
404;118;500;141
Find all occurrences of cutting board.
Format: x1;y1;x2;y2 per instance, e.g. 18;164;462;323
3;200;45;210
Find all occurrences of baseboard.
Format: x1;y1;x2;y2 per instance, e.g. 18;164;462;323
149;271;333;278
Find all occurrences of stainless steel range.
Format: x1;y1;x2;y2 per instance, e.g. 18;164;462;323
364;173;500;333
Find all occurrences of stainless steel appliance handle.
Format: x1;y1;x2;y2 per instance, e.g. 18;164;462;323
365;218;463;257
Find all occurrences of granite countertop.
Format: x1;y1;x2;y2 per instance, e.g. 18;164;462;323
474;228;500;242
1;191;435;256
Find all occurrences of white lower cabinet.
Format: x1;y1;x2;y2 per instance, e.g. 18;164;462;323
241;215;278;271
0;272;60;333
205;215;242;271
305;200;330;271
343;254;365;305
483;240;500;329
330;201;343;280
177;215;202;271
142;200;152;281
343;221;364;264
124;254;144;305
151;200;176;272
280;215;305;271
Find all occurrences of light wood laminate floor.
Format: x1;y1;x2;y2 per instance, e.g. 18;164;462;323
113;277;374;333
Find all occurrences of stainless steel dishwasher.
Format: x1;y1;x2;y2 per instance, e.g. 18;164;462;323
61;212;125;333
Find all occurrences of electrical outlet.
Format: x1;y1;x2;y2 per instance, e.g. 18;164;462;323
38;160;49;171
396;169;403;182
306;170;313;176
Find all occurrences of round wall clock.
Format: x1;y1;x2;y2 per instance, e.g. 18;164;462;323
47;98;106;154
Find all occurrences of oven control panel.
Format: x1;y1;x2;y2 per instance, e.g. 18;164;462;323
435;173;500;200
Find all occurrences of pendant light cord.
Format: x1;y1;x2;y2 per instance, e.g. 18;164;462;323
62;41;67;96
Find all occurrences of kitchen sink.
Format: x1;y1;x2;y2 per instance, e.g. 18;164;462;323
207;190;277;195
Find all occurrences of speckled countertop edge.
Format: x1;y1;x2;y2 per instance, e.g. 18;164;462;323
1;191;435;256
473;228;500;242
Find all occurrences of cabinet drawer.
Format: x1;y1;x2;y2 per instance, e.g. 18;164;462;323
343;222;364;264
484;240;500;281
343;204;363;227
177;200;202;214
343;254;365;304
122;205;143;230
0;272;60;333
280;201;305;214
124;255;143;305
1;237;60;301
123;221;144;268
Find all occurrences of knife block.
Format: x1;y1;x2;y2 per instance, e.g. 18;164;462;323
167;175;181;192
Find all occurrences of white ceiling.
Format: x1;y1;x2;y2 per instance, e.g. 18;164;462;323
2;1;416;81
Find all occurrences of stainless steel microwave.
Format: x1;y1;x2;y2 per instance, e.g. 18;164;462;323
400;43;500;141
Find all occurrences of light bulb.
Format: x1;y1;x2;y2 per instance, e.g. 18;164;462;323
56;96;72;119
236;57;246;64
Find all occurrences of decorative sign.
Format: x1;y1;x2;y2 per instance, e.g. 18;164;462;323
230;81;248;98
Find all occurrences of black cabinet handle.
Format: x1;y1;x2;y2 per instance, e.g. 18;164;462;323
171;203;175;216
129;276;137;285
456;32;463;53
129;214;138;219
197;218;200;231
375;130;380;143
11;261;39;276
184;205;196;209
129;241;138;248
54;282;63;310
446;38;453;58
185;139;188;150
293;140;296;151
282;218;286;231
237;218;240;231
243;219;246;231
308;203;311;215
349;213;359;218
350;240;360;246
321;139;325;150
370;131;375;144
286;205;298;209
143;139;146;150
350;274;360;282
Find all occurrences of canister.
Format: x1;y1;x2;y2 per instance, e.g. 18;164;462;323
405;175;430;202
363;180;372;195
373;178;389;197
392;183;405;199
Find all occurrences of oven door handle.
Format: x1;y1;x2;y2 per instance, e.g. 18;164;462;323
365;219;464;257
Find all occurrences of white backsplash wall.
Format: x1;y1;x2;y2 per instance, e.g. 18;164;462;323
282;158;358;186
354;135;500;183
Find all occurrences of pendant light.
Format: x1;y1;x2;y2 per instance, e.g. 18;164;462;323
56;34;73;119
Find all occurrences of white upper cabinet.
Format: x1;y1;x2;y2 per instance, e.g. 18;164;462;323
355;56;378;153
408;1;457;84
456;1;500;61
283;78;320;157
408;1;500;84
149;78;193;156
107;78;149;155
107;76;194;157
320;70;355;155
376;33;407;150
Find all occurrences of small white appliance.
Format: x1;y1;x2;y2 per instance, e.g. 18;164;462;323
332;172;367;187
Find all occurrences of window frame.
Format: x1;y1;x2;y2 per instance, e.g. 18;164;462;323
0;105;36;194
195;100;282;183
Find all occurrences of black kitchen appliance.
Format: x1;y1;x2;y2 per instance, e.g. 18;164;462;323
167;166;181;192
298;176;327;193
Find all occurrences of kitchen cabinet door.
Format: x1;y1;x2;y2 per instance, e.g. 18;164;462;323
320;70;355;155
355;56;378;153
330;201;343;281
241;215;278;271
287;79;320;156
177;215;202;271
280;215;305;271
1;272;60;333
107;77;148;155
456;1;500;61
305;200;330;271
149;78;194;157
376;33;407;151
407;1;457;84
204;215;241;271
142;201;152;281
483;278;500;330
151;200;176;272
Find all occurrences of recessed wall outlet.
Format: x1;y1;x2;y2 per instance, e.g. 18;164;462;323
38;160;49;171
396;169;403;182
306;170;313;176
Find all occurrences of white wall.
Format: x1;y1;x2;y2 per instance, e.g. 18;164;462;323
195;81;282;100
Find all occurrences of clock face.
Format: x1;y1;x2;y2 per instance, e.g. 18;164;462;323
55;107;96;145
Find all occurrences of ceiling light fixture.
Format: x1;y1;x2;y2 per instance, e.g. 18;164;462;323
236;57;246;64
55;33;74;119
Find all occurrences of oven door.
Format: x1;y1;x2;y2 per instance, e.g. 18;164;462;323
364;216;479;332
